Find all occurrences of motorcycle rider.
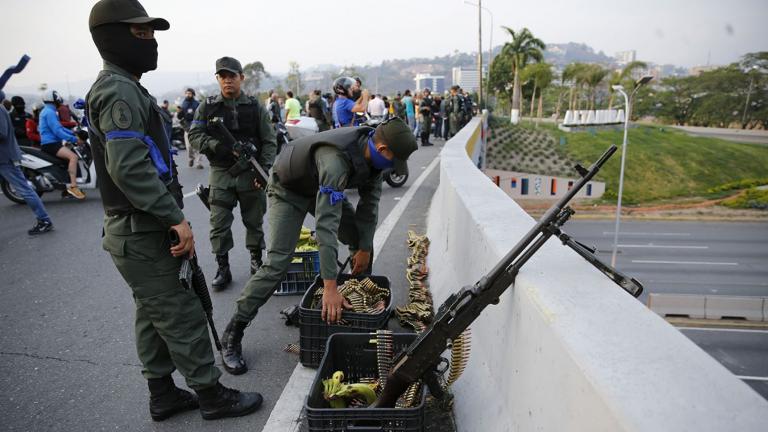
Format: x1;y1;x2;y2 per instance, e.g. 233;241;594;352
9;96;32;147
0;90;54;235
39;90;86;199
332;76;368;128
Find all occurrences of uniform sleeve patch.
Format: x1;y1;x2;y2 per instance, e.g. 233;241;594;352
111;100;132;129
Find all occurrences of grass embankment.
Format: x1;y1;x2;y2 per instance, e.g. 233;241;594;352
494;120;768;205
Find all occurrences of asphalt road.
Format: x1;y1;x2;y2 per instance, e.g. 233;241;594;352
671;125;768;146
2;146;766;430
567;220;768;400
0;138;445;432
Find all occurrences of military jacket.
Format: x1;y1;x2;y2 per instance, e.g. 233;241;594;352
188;92;276;170
86;62;184;234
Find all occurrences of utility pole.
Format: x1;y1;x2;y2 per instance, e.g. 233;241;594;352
477;0;483;109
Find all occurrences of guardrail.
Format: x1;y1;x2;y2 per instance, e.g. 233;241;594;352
426;116;768;431
649;293;768;321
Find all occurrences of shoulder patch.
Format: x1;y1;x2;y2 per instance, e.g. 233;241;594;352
111;100;132;129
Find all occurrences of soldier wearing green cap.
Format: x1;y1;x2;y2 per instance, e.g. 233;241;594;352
188;56;276;291
219;117;417;375
85;0;262;421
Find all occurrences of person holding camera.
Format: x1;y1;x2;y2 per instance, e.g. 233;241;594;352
188;57;277;290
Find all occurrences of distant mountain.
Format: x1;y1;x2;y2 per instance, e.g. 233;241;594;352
543;42;615;66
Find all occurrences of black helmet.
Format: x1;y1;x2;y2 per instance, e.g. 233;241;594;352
10;96;25;107
333;76;355;98
43;90;63;105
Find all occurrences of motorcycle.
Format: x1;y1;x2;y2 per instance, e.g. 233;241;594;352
1;130;97;204
275;121;289;154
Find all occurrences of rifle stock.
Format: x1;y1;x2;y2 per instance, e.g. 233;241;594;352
373;145;622;408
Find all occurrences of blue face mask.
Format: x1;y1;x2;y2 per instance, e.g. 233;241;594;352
367;137;394;170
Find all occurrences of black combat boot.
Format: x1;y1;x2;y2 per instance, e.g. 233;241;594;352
148;376;199;421
196;382;263;420
211;253;232;291
249;250;263;275
221;318;248;375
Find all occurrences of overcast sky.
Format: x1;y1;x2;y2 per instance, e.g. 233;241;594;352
2;0;766;93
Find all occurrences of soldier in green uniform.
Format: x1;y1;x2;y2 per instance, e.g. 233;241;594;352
448;85;462;138
188;57;277;291
86;0;262;421
219;118;417;374
418;88;434;147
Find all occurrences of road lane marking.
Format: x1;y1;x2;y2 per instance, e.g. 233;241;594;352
602;231;691;236
183;191;196;198
261;155;441;432
631;260;738;266
735;375;768;382
618;244;709;249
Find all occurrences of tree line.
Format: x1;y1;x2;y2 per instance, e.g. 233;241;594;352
489;27;767;129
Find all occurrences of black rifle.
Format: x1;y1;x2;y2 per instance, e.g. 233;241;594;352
208;118;269;187
168;230;222;353
372;144;643;408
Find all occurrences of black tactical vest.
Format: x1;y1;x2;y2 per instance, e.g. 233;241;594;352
274;127;374;196
202;95;261;168
87;70;182;216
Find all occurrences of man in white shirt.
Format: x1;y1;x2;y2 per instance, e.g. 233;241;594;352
367;94;387;119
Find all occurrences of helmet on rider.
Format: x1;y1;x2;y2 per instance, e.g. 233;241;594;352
43;90;64;105
333;76;356;98
73;98;87;110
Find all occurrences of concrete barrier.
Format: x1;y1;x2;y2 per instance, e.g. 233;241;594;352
426;117;768;431
705;296;765;321
647;293;706;319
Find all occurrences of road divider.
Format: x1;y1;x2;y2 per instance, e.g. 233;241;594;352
649;293;767;322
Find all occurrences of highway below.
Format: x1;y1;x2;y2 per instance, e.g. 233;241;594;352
567;220;768;400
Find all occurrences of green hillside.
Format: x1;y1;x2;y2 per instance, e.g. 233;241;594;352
488;120;768;204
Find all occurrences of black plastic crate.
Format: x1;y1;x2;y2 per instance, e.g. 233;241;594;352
299;274;392;367
306;332;426;432
276;251;320;296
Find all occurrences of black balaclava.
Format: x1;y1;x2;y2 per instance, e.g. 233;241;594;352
91;23;158;76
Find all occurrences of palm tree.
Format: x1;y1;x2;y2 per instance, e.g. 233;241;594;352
607;61;648;110
521;62;553;120
582;64;610;110
563;62;587;111
499;27;545;118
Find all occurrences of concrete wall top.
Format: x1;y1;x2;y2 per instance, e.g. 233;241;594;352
427;117;768;431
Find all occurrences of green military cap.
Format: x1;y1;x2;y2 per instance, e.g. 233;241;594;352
376;117;418;176
89;0;170;31
215;57;243;75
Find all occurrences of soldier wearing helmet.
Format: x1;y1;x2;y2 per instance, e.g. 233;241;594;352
85;0;263;421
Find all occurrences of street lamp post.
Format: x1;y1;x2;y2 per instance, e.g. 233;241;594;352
464;1;493;108
610;75;653;267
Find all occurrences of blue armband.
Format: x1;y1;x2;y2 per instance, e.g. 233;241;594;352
105;130;172;183
319;185;346;206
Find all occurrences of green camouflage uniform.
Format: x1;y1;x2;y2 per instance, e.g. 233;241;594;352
233;129;381;322
188;93;276;259
87;61;220;390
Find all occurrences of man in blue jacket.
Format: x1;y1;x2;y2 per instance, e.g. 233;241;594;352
0;90;54;234
39;90;85;199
